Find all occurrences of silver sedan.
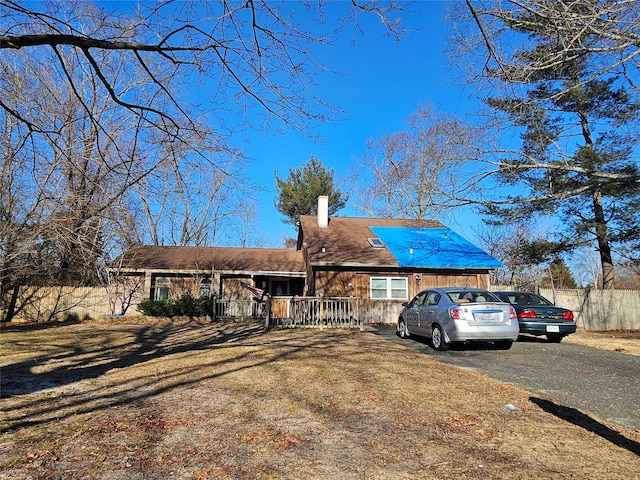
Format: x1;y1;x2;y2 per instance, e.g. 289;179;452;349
397;287;519;351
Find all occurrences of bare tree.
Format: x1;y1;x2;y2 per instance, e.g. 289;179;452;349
0;1;410;139
1;1;412;320
351;105;479;222
0;20;232;319
569;246;604;288
132;128;251;247
473;222;554;290
0;102;36;322
227;199;266;248
1;1;412;254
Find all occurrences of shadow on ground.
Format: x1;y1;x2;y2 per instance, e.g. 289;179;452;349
1;322;364;433
530;397;640;457
1;322;264;398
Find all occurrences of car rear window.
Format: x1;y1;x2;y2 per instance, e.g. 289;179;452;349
514;293;553;306
447;291;499;303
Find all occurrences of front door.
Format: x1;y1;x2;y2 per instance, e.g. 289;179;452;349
271;279;289;296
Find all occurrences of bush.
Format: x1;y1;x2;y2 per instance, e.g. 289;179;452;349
137;293;211;317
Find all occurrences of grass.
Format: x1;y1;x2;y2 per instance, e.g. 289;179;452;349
1;320;639;479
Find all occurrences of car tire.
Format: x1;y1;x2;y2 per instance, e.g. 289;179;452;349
494;340;513;350
546;334;563;343
397;319;408;339
431;324;449;351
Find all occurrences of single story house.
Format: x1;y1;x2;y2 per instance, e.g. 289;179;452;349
111;197;501;310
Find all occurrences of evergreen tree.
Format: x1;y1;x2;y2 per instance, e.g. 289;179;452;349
475;1;640;289
546;258;578;289
274;156;348;228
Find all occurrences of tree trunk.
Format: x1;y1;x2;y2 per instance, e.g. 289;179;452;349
1;285;20;323
592;188;615;289
580;106;615;290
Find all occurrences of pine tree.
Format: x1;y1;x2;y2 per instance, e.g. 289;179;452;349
479;2;640;289
274;156;348;228
546;258;578;289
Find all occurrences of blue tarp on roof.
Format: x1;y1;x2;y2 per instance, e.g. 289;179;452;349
370;226;502;269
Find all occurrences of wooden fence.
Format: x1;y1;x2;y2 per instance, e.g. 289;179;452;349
4;285;639;332
2;285;116;323
213;299;267;321
539;288;640;331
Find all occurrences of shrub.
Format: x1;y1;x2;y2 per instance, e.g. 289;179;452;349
137;293;212;317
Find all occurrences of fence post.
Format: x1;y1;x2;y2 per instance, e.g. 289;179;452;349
264;294;272;330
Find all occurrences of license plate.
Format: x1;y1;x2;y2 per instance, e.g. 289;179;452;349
546;325;560;333
475;312;499;322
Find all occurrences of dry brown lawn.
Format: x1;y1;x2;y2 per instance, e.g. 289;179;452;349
1;320;639;479
563;329;640;356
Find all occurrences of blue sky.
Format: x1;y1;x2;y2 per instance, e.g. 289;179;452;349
234;1;484;247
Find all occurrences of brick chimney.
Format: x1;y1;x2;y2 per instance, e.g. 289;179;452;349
317;195;329;229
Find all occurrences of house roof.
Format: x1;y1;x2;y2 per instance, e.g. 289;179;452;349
299;215;500;270
112;245;305;276
371;226;502;269
299;216;435;267
113;216;499;276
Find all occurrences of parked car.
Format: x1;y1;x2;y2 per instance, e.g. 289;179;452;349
397;287;519;351
493;291;577;342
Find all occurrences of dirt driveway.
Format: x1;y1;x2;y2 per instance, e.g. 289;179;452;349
1;321;639;479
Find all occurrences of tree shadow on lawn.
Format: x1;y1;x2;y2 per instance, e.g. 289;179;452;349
530;397;640;457
1;321;260;396
0;321;326;432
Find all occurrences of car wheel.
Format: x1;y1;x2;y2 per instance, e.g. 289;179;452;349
494;340;513;350
546;334;563;343
431;324;449;351
397;319;408;339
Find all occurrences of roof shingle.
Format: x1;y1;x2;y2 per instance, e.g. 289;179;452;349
298;216;445;267
113;245;305;274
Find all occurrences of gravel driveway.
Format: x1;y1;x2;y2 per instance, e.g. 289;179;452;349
373;325;640;430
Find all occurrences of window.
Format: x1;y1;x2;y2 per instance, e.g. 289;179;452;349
199;277;211;298
410;292;427;307
154;277;170;301
425;291;441;306
370;277;408;300
367;237;385;248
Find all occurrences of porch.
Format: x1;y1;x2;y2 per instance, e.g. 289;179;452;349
212;296;402;329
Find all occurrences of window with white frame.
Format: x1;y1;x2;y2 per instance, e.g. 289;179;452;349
370;277;408;300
